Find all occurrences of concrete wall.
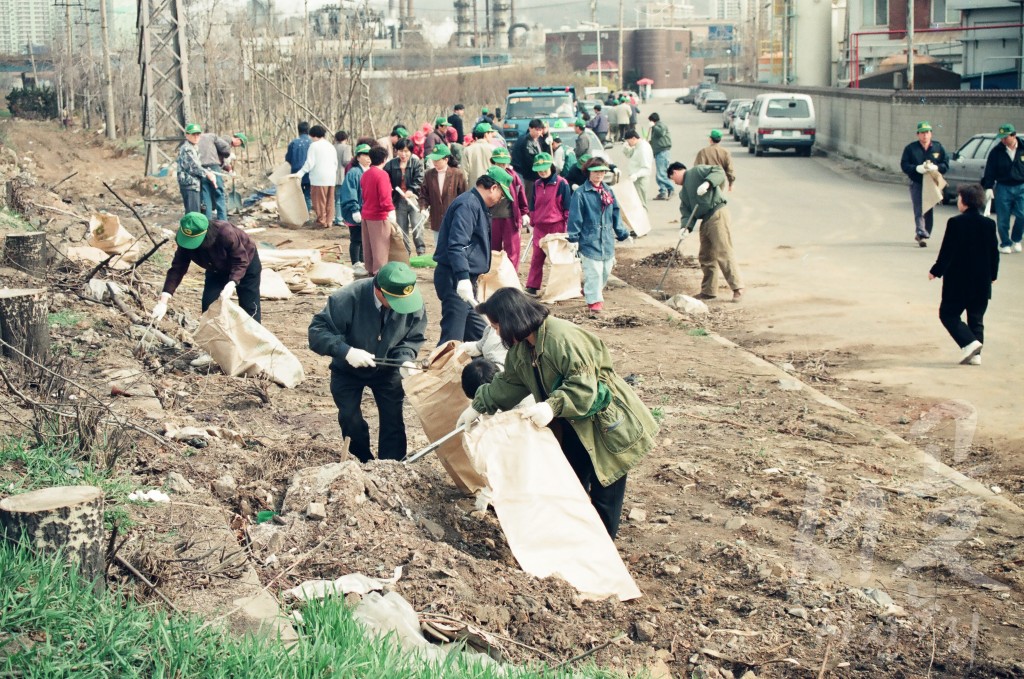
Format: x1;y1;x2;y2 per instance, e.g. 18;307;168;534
719;83;1024;172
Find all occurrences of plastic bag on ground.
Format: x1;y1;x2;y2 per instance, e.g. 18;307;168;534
666;294;709;315
284;567;403;602
476;250;522;302
260;268;293;300
538;233;582;304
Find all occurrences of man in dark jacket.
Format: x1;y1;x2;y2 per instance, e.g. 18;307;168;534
151;212;262;323
512;118;549;203
587;104;610;144
285;121;313;210
899;121;949;246
448;104;465;142
432;168;512;344
308;262;427;462
649;113;673;200
928;183;999;365
981;123;1024;254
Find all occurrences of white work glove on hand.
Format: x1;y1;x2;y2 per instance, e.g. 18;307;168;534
985;188;995;202
399;361;422;379
521;214;531;228
387;210;397;223
219;280;236;300
696;181;711;196
620;236;634;245
454;341;482;359
352;211;362;223
150;292;171;321
916;163;928;174
456;279;478;306
521;401;554;428
345;347;377;369
457;404;483;429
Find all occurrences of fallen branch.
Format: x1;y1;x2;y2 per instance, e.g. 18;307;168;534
106;282;180;349
48;171;78;192
29;201;89;222
102;182;160;247
552;633;626;671
82;253;117;283
129;237;170;270
817;638;832;679
114;554;179;612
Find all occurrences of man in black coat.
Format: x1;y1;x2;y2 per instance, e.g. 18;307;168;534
928;183;999;365
900;120;948;247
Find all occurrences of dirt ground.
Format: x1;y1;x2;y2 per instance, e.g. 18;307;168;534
2;120;1022;678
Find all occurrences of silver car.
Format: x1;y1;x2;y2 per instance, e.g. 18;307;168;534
732;103;752;142
943;133;999;203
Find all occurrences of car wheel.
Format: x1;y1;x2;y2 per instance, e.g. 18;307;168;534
755;143;764;157
748;141;755;154
741;136;748;147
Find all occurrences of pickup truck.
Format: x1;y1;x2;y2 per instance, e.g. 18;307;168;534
501;86;578;143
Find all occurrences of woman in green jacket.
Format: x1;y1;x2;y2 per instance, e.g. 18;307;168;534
457;288;658;538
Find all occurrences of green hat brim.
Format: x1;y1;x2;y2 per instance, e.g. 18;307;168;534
533;162;553;171
587;165;611;173
426;147;451;161
176;229;207;249
382;287;423;314
234;132;248;146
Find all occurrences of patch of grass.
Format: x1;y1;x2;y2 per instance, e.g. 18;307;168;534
0;207;33;231
650;407;665;423
687;328;709;337
0;541;620;678
47;309;82;327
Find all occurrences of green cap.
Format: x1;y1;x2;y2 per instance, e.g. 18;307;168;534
487;166;513;202
587;164;611;173
532;152;553;171
233;132;248;146
434;116;448;126
998;123;1016;138
394;127;409;139
491;147;512;164
552;135;562;143
375;262;423;314
916;121;932;133
354;143;371;155
426;144;451;161
185;123;202;134
576;153;592;168
710;129;722;141
574;118;586;128
177;212;209;249
474;122;493;135
482;107;490;114
553;119;567;128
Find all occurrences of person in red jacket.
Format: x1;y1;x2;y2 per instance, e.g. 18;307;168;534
489;146;530;270
359;146;397;275
525;153;571;296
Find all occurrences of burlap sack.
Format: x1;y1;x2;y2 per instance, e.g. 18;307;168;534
463;411;642;601
610;181;651;237
256;248;322;271
538;233;582;304
404;341;486;494
477;250;522;302
388;221;411;265
87;212;135;254
271;161;309;228
259;268;293;300
923;169;947;214
194;298;305;388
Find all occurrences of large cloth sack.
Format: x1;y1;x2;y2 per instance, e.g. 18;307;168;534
257;248;322;271
387;221;411;265
404;342;486;494
309;261;355;288
477;250;521;302
194;298;305;388
87;212;145;262
538;233;582;304
922;169;947;215
259;268;293;300
464;411;642;601
271;161;309;227
610;181;651;237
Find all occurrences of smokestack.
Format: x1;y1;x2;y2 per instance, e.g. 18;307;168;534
491;0;510;48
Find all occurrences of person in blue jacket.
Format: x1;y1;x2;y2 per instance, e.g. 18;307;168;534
432;167;512;344
567;158;631;314
339;144;371;267
285;121;313;210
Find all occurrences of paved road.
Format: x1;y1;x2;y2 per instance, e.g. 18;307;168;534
611;97;1023;446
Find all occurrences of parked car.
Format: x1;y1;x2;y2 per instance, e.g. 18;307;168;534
674;87;693;104
732;103;752;143
694;90;711;109
747;93;816;156
722;98;752;128
943;133;999;203
691;82;715;107
700;91;729;112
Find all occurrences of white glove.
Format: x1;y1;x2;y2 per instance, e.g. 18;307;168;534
455;341;482;359
400;361;422;378
924;161;936;171
629;174;638;183
916;163;927;174
521;401;554;428
521;214;531;228
345;347;377;369
404;190;418;203
457;404;483;429
696;181;711;196
387;210;397;223
150;292;171;321
620;236;634;245
985;188;995;202
219;280;236;300
352;211;362;223
456;279;478;306
567;241;579;256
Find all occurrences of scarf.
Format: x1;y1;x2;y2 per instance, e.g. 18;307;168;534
592;181;614;210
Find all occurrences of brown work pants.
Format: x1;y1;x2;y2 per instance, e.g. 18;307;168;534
698;208;742;297
362;219;391;275
310;185;335;228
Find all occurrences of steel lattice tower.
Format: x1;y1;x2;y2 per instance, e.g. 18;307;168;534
137;0;192;175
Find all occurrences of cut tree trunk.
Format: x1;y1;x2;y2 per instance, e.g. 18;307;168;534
0;486;106;593
2;231;48;276
0;288;49;362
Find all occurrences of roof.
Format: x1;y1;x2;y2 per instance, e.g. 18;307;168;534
585;60;619;72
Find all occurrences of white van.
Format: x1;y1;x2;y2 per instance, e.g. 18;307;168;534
746;93;816;157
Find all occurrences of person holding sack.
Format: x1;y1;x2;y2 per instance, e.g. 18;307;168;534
524;152;571;297
151;212;262;323
457;288;658;539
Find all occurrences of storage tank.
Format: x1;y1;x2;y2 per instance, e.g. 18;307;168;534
792;0;831;85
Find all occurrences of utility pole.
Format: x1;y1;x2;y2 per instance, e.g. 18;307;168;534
906;0;915;89
64;0;75;115
617;0;624;91
100;0;117;139
82;1;94;130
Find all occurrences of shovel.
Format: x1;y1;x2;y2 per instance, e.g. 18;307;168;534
651;205;699;301
227;176;243;213
403;423;467;464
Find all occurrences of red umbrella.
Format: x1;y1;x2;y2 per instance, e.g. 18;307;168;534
636;77;654;85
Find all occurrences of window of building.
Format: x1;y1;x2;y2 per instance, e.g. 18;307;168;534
931;0;958;24
675;41;683;51
862;0;887;26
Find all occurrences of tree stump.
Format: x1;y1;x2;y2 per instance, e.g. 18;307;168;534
0;486;106;593
2;231;48;276
0;288;49;362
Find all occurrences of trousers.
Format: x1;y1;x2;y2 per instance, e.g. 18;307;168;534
310;185;335;228
994;182;1024;248
633;177;648;210
491;217;522;270
654;150;672;196
525;221;565;290
201;254;262;323
330;367;407;462
200;165;226;221
939;296;987;349
581;255;614;304
362;219;391;275
558;421;627;539
698;209;743;296
396;200;426;255
434;264;486;345
180;187;201;215
349;223;363;265
909;181;933;239
334;184;345;225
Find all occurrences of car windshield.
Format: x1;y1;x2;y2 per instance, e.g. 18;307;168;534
708;91;727;99
766;99;810;118
507;95;575;119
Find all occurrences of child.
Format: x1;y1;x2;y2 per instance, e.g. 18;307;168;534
525;153;571;297
461;357;501;398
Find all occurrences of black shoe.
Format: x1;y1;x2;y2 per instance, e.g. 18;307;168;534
524;287;539;297
654;193;667;201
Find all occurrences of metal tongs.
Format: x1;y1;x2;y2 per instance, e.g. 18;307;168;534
372;356;431;369
403;423;467;464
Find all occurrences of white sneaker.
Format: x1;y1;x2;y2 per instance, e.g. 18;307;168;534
352;262;369;277
969;354;981;366
959;340;983;364
998;246;1013;254
1014;242;1023;253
